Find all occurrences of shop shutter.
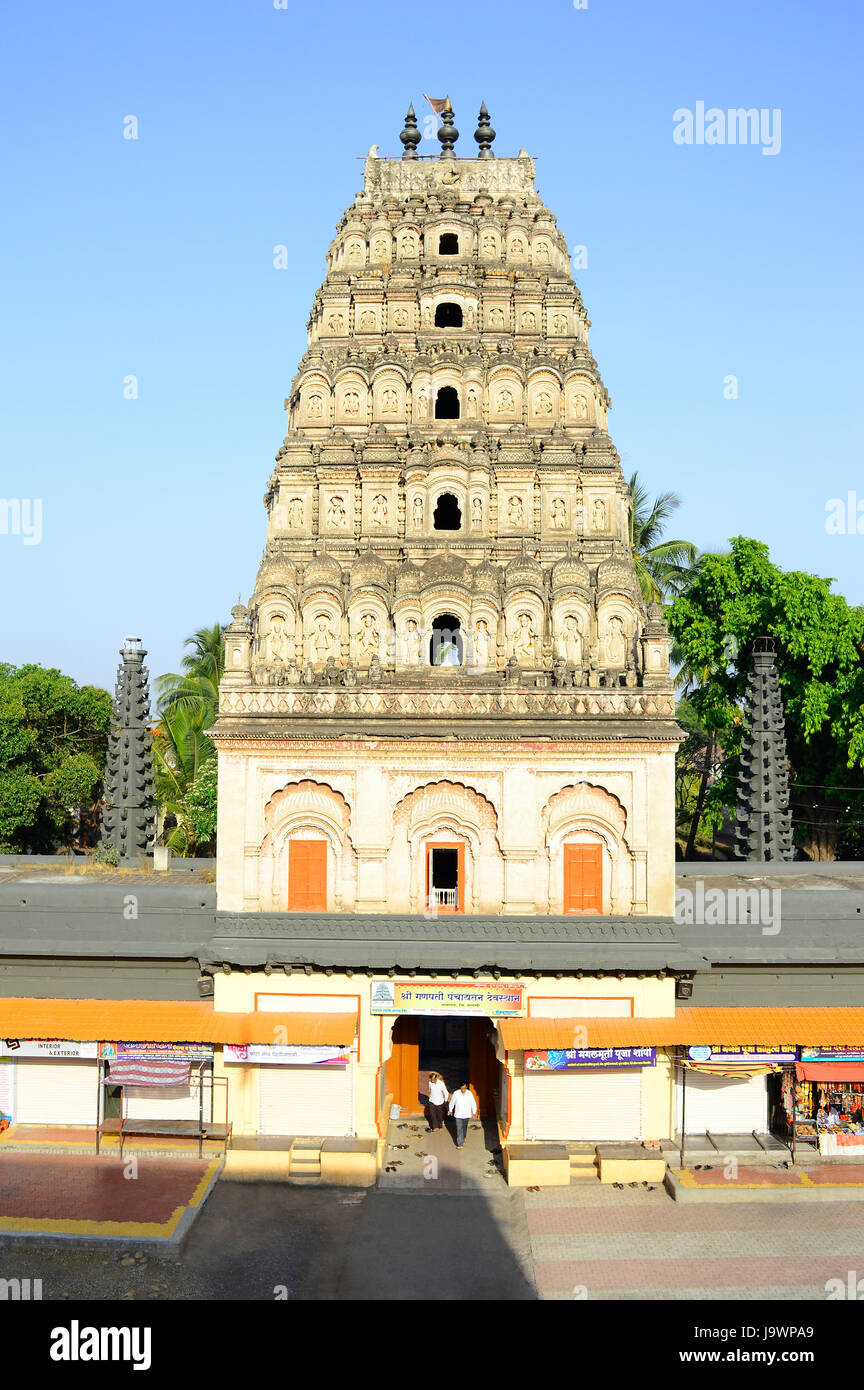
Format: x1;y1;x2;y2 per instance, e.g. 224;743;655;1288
258;1063;354;1137
14;1059;97;1125
675;1069;768;1135
124;1072;212;1122
524;1068;642;1141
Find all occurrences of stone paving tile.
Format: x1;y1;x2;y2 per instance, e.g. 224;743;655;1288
530;1229;864;1262
534;1255;863;1295
542;1284;836;1302
527;1199;864;1235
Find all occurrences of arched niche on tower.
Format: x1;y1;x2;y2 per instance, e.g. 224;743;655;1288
548;306;573;337
342;235;366;269
411;375;432;426
426;463;469;535
564;377;596;426
504;598;545;667
300;596;343;669
334;371;369;427
527;370;562;426
371;369;407;425
258;779;356;913
389;779;503;916
550;598;592;668
369;226;392;264
487;368;523;425
348;598;394;668
467;599;499;670
355;304;382;334
596;596;639;671
478;225;502;261
531;234;554;268
506;227;530;262
395;225;420;260
255;595;298;670
298;374;331;428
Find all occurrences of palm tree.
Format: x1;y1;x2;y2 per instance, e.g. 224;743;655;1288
153;623;225;855
156;623;224;726
627;472;699;603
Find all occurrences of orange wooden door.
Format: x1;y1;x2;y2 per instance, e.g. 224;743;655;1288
563;843;602;913
386;1017;421;1113
287;839;327;910
469;1018;497;1118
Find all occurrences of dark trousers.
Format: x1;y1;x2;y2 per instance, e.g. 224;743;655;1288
454;1116;469;1146
429;1102;446;1130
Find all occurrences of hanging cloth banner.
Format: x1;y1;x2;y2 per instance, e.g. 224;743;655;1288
681;1061;782;1080
104;1058;192;1087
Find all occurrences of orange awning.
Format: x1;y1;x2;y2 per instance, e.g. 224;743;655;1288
0;999;357;1047
498;1007;864;1051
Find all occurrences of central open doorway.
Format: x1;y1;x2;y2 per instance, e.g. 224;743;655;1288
386;1015;499;1117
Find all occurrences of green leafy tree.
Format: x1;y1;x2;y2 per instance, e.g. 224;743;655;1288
668;537;864;860
152;624;224;856
627;471;699;603
0;664;111;852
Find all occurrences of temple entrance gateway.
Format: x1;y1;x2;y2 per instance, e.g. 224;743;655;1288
386;1015;498;1118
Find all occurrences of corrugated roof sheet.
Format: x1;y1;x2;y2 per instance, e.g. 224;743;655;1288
499;1007;864;1050
0;998;356;1045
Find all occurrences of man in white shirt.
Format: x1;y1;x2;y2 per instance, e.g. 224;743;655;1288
427;1072;449;1132
448;1082;477;1148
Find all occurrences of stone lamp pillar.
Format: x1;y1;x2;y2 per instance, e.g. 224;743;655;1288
222;600;253;684
639;603;672;687
100;636;156;862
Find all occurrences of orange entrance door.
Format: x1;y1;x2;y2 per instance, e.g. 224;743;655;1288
469;1018;498;1118
563;843;602;913
385;1016;421;1113
287;839;327;910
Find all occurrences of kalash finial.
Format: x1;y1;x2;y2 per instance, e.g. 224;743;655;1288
437;100;459;159
400;104;421;160
474;102;496;158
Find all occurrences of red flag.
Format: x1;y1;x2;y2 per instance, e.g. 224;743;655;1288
423;94;451;117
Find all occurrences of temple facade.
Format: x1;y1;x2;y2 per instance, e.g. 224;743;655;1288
212;108;680;921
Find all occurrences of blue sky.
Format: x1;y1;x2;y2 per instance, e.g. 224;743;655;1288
1;0;862;693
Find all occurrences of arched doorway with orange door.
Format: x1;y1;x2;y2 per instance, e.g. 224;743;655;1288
385;1015;499;1119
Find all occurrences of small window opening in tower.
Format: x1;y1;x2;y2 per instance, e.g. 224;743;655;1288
434;386;460;420
434;302;463;328
433;493;462;531
438;233;459;255
430;614;463;666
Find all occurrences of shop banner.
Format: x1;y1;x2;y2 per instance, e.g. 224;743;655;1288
525;1046;656;1070
98;1042;214;1062
0;1039;98;1060
686;1045;796;1064
801;1047;864;1063
224;1044;350;1066
371;981;523;1017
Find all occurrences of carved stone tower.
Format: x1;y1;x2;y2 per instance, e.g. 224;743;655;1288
100;637;156;862
735;637;794;861
212;106;681;916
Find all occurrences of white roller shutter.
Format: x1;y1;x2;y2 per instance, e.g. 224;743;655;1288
525;1068;642;1141
258;1064;354;1138
14;1060;97;1125
124;1073;212;1123
675;1069;767;1135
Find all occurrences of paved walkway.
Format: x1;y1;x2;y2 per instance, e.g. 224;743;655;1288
0;1124;226;1158
379;1114;506;1192
524;1184;864;1299
0;1151;220;1247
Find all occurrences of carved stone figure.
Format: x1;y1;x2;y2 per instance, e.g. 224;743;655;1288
356;611;380;662
592;498;606;530
327;495;347;528
535;240;550;262
359;310;375;330
552;313;568;333
466;305;475;328
550;496;567;529
521;311;536;331
287;497;303;529
347;242;363;265
507;495;524;526
311;614;336;665
416;389;428;419
371;494;388;526
401;618;422;665
399;231;418;257
327;313;344;333
496;388;515;414
264;614;292;666
344;390;360;417
372;236;388;259
512;611;537;665
394;308;409;329
573;392;589;420
471;496;482;529
510;235;527;257
489;307;505;328
605;615;627;667
307;393;324;418
481;231;496;256
412;496;424;531
535;390;553;416
381;387;398;414
556;614;582;667
466;387;478;418
473;619;491;668
422;304;432;327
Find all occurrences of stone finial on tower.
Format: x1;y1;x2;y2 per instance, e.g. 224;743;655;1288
399;104;421;160
437;100;459;159
100;637;156;862
474;102;496;158
734;636;794;861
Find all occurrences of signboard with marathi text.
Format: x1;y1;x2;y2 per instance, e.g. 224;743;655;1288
98;1042;214;1062
371;980;524;1017
524;1046;656;1070
801;1047;864;1063
686;1045;796;1064
223;1044;350;1066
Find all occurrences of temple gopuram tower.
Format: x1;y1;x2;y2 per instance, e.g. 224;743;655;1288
213;105;680;917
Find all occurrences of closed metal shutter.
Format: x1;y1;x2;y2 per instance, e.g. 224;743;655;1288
14;1060;96;1125
258;1064;354;1137
525;1068;642;1141
675;1069;767;1134
124;1072;212;1122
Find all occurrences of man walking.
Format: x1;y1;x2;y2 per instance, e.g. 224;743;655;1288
448;1081;477;1148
